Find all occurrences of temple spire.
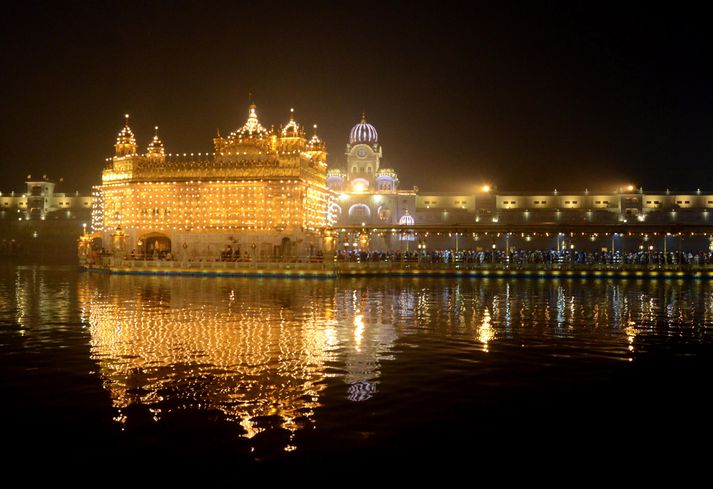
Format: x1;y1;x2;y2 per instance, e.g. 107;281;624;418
146;125;165;159
114;113;137;157
281;107;303;137
307;122;326;159
231;102;269;138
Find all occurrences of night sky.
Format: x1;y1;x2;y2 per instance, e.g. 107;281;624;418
1;1;712;194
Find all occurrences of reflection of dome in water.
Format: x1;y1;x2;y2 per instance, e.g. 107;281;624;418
78;276;403;452
347;381;376;402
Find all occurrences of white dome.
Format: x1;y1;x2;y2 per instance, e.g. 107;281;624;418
399;212;414;226
349;113;378;144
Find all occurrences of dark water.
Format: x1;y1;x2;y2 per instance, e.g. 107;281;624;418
2;264;712;473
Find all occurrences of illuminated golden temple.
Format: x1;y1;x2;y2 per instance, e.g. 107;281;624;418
92;104;333;260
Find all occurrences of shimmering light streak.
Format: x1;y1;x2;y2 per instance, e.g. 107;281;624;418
354;313;365;352
478;308;495;351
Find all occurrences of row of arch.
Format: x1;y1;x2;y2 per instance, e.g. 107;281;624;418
326;176;396;192
332;203;413;224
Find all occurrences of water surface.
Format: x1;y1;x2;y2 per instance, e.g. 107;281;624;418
2;264;711;470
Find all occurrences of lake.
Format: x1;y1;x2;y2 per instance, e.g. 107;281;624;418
2;264;711;473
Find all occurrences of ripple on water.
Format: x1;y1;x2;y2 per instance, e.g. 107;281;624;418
2;267;713;464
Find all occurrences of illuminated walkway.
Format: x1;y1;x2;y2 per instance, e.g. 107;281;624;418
83;260;713;280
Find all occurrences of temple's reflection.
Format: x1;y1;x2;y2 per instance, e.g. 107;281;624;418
77;274;401;444
70;272;713;452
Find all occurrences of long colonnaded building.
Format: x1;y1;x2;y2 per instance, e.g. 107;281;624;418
0;176;93;220
329;116;713;228
0;176;92;256
326;115;713;250
89;104;333;260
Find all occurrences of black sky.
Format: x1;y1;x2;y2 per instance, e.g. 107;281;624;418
1;1;712;194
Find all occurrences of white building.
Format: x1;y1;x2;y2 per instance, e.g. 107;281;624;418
327;115;713;234
0;176;92;221
327;114;417;232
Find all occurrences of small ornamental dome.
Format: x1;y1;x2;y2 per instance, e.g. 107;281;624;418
307;124;325;151
376;168;398;181
326;168;345;190
232;103;270;139
116;114;136;145
281;108;303;137
349;112;378;145
146;126;164;158
115;114;137;156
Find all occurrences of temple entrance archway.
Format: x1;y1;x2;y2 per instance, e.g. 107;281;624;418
138;233;171;259
91;237;103;251
280;237;292;259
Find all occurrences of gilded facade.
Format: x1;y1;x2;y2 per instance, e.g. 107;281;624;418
65;108;713;259
92;105;333;259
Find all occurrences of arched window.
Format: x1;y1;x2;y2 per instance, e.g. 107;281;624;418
348;204;371;218
378;206;392;221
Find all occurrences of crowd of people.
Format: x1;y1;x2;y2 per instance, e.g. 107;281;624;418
122;245;713;268
334;248;713;267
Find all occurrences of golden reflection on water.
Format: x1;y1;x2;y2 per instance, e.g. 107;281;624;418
82;280;317;439
477;309;495;351
41;272;711;451
76;274;401;443
353;313;365;352
624;321;638;353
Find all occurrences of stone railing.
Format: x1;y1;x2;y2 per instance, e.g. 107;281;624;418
88;255;713;273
